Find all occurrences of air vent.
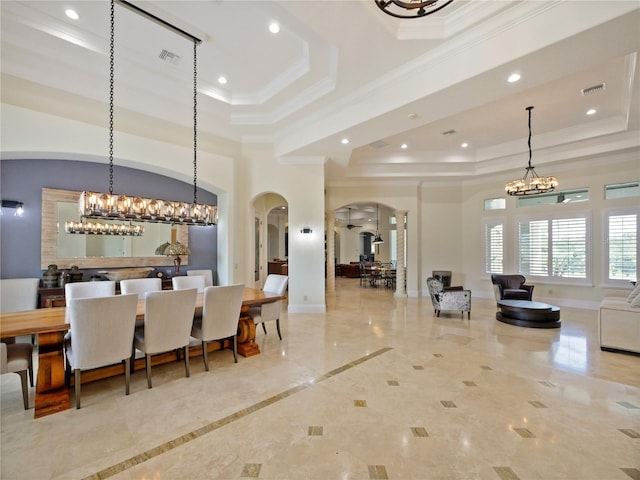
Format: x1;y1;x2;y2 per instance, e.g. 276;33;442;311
369;140;388;149
441;129;456;135
159;49;181;65
581;83;606;96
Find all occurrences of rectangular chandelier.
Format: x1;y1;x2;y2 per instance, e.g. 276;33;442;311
79;191;217;225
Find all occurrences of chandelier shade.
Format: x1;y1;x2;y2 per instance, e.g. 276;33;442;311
375;0;454;19
505;106;558;196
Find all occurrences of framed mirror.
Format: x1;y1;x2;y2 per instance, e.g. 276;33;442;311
41;188;188;269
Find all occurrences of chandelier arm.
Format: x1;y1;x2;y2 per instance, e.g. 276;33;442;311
109;0;115;196
193;40;198;206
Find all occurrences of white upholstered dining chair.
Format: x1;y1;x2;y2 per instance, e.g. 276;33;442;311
172;275;205;293
133;288;198;388
0;278;41;344
1;342;34;409
248;274;288;340
190;284;245;369
65;294;138;409
187;269;214;287
120;277;162;299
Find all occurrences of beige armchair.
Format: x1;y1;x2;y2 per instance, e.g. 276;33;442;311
248;274;288;340
65;294;138;409
191;284;245;369
134;288;198;388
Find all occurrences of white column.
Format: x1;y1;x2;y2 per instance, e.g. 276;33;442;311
394;210;407;298
326;210;336;294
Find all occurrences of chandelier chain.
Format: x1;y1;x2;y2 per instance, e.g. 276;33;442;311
193;41;198;205
109;0;115;195
527;105;533;169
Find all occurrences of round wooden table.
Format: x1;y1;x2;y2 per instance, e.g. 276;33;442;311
497;299;561;328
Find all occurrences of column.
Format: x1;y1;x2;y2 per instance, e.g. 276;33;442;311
326;210;336;294
394;210;407;298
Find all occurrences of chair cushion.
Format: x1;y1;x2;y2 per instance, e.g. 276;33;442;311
504;289;530;299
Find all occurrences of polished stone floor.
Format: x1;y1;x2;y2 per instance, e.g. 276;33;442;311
1;278;639;480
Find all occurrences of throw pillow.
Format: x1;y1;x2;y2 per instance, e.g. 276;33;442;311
627;284;640;302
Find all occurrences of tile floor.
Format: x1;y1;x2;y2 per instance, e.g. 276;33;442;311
1;278;639;480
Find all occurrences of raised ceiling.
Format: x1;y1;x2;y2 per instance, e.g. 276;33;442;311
1;1;639;187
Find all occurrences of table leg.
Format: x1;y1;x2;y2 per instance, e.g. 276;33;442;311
34;331;70;418
236;315;260;357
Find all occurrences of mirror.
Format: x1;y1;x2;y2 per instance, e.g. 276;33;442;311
41;188;187;269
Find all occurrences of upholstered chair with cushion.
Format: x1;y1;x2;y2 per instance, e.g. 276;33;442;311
187;269;214;287
248;274;288;340
426;277;471;320
190;284;245;369
133;288;198;388
172;275;205;293
490;274;534;302
0;278;41;344
65;294;138;409
1;342;34;409
120;278;162;300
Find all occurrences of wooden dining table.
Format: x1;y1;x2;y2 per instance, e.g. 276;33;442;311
0;287;284;418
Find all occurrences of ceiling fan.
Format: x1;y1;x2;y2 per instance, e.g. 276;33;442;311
346;207;362;230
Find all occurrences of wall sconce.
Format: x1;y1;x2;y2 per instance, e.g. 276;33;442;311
301;227;312;234
1;200;24;216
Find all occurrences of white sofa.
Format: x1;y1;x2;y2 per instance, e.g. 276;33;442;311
598;297;640;354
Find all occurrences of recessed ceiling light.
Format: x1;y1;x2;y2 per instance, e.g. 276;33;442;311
461;142;468;148
507;73;521;83
341;138;349;145
217;76;227;85
269;22;280;34
65;9;79;20
586;108;597;115
401;143;408;149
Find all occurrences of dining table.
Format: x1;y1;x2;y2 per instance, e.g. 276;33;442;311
0;287;284;418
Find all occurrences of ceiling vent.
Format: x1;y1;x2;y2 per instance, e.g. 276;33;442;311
159;49;181;65
369;140;388;149
581;83;606;96
441;129;456;135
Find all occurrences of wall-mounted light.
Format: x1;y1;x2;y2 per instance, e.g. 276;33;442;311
1;200;24;216
301;227;312;234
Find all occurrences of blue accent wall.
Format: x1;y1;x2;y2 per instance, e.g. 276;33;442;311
0;159;217;280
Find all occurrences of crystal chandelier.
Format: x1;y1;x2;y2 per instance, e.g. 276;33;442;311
505;106;558;196
79;0;217;227
375;0;454;19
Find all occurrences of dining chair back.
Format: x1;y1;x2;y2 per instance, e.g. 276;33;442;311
1;342;34;409
120;277;162;299
172;275;205;292
65;280;116;300
191;284;245;369
187;269;214;287
133;288;198;388
65;293;138;408
0;278;40;313
249;274;288;340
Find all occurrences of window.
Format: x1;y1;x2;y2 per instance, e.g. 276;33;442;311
605;182;639;200
517;212;590;281
483;219;504;274
517;188;589;207
484;198;506;210
605;209;638;284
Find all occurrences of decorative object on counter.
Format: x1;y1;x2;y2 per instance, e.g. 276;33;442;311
505;106;558;196
64;220;144;236
76;0;216;227
42;264;59;288
98;267;154;281
68;266;84;283
58;270;69;288
375;0;454;19
160;242;190;275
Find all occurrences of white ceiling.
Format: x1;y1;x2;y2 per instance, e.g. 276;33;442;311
1;0;639;198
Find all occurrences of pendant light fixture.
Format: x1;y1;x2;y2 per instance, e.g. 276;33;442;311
505;106;558;196
78;0;217;226
372;204;384;244
375;0;454;19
